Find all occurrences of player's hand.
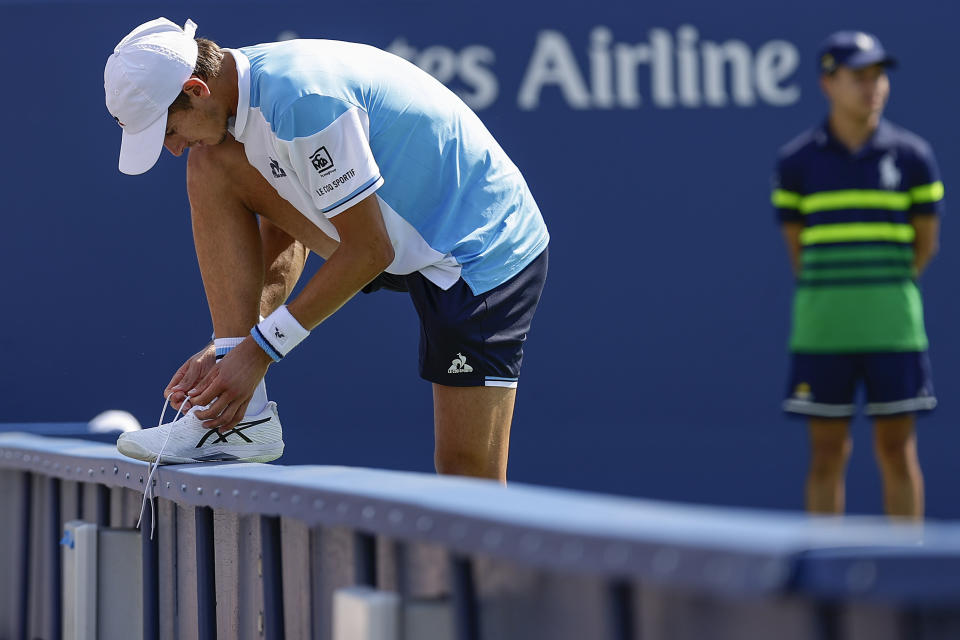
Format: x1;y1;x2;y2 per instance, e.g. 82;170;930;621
164;342;216;411
187;338;273;432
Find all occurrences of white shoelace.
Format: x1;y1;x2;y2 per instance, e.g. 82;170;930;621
136;395;191;539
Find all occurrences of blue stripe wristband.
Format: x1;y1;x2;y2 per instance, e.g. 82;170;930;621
251;326;283;362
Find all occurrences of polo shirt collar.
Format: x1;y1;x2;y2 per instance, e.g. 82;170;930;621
225;48;251;141
817;118;894;155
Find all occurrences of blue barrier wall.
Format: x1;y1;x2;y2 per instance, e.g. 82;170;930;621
2;0;957;516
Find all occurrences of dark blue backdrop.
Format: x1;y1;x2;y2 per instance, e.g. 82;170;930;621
2;0;957;516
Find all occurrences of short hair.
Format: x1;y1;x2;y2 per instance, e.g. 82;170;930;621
168;38;224;114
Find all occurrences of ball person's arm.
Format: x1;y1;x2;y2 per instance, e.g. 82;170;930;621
780;222;803;276
911;215;940;276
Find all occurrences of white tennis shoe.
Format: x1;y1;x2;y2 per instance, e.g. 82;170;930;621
117;401;284;464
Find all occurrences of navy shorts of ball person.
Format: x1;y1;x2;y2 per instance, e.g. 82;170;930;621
403;247;548;388
783;351;936;418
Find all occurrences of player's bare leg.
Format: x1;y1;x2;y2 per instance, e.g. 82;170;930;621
186;137;339;335
806;418;852;514
873;414;924;519
433;385;516;483
186;144;263;336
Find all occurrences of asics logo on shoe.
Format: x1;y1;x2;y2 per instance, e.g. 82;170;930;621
195;417;270;448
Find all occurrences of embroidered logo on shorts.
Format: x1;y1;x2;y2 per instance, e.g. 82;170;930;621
793;382;812;401
448;353;474;374
309;147;335;174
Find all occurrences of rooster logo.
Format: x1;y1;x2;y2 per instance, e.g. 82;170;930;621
447;353;473;374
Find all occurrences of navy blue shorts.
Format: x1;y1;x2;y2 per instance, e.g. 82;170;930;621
404;247;548;388
783;352;936;417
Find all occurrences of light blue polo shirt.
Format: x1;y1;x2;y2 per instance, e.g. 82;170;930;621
228;39;548;295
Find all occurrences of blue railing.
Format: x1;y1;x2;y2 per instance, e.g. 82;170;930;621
0;430;958;640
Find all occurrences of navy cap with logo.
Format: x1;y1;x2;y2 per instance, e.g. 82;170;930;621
818;31;897;75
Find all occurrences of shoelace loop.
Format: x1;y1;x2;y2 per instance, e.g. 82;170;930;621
136;395;193;539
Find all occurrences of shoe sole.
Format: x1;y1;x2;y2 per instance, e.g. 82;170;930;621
117;438;284;464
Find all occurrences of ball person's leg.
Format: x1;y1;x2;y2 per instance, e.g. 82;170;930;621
806;418;853;514
872;414;924;519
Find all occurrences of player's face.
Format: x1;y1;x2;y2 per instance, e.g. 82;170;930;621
162;95;230;157
823;64;890;121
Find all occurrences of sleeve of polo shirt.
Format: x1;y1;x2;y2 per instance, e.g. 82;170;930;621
275;94;384;218
906;142;945;217
771;153;803;224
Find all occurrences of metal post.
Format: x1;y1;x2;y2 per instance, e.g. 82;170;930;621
17;472;32;640
75;481;84;521
260;516;285;640
95;484;110;527
141;497;159;640
47;477;62;640
451;554;480;640
898;608;924;640
607;580;636;640
815;601;844;640
195;506;217;640
354;532;377;587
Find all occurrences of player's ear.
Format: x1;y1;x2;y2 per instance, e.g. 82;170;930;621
182;77;211;99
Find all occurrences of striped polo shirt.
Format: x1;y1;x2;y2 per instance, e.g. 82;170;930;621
773;119;944;353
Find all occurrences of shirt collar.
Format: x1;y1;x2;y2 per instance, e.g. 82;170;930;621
225;48;251;141
817;118;894;155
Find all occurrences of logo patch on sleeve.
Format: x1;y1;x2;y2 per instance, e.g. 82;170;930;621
309;147;335;174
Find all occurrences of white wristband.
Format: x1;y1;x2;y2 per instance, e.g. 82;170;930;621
251;306;310;361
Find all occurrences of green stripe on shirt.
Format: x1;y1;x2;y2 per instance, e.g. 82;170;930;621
799;189;911;213
800;222;916;245
801;245;915;263
773;183;944;213
910;181;945;204
799;265;914;282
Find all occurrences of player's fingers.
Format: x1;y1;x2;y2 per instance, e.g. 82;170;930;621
206;399;241;431
188;367;221;408
173;364;201;393
168;391;187;410
218;398;250;433
164;367;187;397
194;394;229;424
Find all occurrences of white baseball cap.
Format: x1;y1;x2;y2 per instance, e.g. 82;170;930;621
104;18;199;175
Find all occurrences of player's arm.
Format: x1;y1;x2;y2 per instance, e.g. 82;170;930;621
284;194;394;330
780;222;803;276
911;215;939;276
187;97;392;430
186;194;393;430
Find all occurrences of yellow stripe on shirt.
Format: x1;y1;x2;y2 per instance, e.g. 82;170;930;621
800;222;916;245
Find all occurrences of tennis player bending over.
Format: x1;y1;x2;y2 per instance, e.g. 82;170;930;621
105;18;549;481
